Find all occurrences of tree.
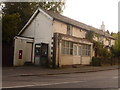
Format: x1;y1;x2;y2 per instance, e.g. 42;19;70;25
2;13;20;43
3;2;65;29
2;2;65;43
86;30;95;41
111;32;120;57
93;41;103;57
106;30;110;34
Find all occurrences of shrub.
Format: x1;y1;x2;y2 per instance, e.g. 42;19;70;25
91;57;101;66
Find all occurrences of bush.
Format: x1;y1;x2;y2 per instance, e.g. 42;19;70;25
91;56;119;66
91;57;101;66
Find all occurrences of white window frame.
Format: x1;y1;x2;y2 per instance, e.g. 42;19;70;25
62;40;73;55
82;44;91;56
67;25;73;35
73;44;77;56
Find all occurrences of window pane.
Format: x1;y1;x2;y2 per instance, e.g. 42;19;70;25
67;25;72;35
88;51;90;56
66;48;69;54
62;40;65;47
70;49;73;55
66;41;69;47
62;40;73;55
78;46;81;56
70;42;73;55
73;45;77;55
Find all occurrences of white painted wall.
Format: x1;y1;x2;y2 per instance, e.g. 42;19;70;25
14;37;33;66
33;12;53;62
21;20;35;37
21;12;53;63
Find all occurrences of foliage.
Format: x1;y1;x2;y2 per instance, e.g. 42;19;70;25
91;56;119;66
90;57;101;66
86;30;95;41
2;13;20;42
3;2;65;29
106;30;110;34
111;32;120;57
86;30;113;58
93;41;103;57
2;2;65;43
93;40;113;58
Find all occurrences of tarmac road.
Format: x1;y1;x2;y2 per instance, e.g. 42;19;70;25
2;69;118;89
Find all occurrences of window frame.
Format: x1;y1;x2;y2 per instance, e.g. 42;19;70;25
67;24;73;35
82;44;91;56
62;40;73;55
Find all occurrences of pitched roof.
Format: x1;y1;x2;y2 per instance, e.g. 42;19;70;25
19;7;115;40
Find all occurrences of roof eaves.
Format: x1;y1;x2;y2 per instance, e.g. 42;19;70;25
18;8;53;35
38;8;53;20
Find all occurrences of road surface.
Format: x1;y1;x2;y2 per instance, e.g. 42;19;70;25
2;69;118;89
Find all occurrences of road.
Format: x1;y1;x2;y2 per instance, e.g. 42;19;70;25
2;69;118;89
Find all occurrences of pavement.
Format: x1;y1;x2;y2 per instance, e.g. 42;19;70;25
2;65;119;77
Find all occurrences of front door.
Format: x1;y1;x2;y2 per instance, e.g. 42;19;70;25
73;44;81;64
40;43;48;67
34;44;41;65
34;43;48;67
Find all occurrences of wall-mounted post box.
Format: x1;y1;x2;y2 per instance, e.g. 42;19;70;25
19;50;22;59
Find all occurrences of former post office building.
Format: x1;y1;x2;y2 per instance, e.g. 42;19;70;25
13;8;115;67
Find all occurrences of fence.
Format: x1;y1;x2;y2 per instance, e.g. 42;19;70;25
2;42;14;67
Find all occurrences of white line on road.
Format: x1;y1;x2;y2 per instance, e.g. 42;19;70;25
3;80;86;88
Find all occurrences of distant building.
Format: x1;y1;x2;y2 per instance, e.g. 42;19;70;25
13;8;116;67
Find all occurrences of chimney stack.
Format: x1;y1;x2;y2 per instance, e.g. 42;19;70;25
101;21;105;31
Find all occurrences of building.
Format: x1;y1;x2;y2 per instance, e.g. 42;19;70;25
13;8;115;67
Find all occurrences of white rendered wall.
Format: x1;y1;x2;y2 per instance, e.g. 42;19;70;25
21;11;53;63
33;12;53;62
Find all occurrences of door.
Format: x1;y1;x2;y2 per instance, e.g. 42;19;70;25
73;44;81;64
78;45;82;64
25;42;33;62
34;44;41;65
40;43;48;67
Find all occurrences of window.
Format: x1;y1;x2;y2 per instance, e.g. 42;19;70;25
70;42;73;55
78;46;81;56
73;45;77;55
82;45;91;56
67;25;73;35
73;45;81;56
62;40;73;55
62;41;91;56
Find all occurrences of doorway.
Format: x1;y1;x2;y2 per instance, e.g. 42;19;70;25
34;43;48;67
73;44;81;65
40;43;48;67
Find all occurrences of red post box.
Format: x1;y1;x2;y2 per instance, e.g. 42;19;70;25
19;50;22;59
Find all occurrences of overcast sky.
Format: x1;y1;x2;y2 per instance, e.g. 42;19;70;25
63;0;119;33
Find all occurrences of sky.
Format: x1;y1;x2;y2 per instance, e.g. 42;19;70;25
63;0;119;33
